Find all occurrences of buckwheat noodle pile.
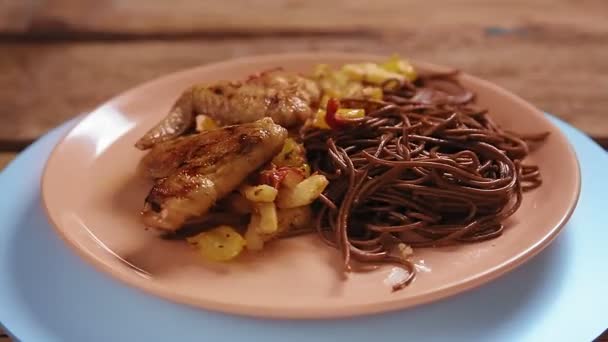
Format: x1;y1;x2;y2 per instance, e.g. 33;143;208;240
301;71;549;290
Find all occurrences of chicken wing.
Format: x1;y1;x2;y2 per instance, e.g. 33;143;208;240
135;71;319;150
142;118;287;230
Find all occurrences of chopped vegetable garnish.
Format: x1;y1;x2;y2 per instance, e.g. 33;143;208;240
255;202;279;234
241;184;278;202
187;226;246;262
337;108;365;120
314;105;366;130
313;64;384;104
320;98;366;129
244;220;264;251
381;55;417;81
341;63;405;85
272;138;307;168
361;86;383;100
259;166;306;189
313;108;330;129
276;174;329;209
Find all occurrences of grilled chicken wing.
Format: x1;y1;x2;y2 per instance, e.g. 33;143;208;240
142;118;287;230
135;71;319;150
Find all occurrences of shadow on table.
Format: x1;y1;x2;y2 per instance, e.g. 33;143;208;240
9;198;572;342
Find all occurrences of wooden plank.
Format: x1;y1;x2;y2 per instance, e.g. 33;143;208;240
0;327;10;341
1;25;607;142
0;0;39;33
596;329;608;342
0;153;16;171
19;0;608;36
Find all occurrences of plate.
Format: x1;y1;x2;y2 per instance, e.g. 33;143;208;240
40;53;580;318
2;115;605;341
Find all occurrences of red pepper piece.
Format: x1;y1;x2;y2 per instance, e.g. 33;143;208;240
258;166;305;188
325;97;343;129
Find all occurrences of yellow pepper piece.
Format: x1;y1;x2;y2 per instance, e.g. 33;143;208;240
382;55;417;81
313;109;330;129
187;226;246;262
337;108;365;120
313;108;365;129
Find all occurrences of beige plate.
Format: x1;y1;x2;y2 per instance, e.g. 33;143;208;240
41;53;580;319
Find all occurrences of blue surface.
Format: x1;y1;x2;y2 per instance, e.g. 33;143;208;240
0;116;607;342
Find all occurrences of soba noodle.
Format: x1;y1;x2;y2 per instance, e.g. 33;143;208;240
301;71;548;290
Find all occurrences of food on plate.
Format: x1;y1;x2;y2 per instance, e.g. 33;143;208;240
135;70;320;150
135;56;547;290
141;118;287;230
186;226;247;262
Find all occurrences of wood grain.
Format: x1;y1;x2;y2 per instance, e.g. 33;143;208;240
1;25;607;142
17;0;608;36
0;0;38;33
0;153;16;171
0;328;9;342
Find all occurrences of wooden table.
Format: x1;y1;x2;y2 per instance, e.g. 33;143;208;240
0;1;606;340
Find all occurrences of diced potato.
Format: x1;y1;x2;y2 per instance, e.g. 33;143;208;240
277;174;329;209
319;81;341;99
314;64;349;86
277;206;313;233
187;226;246;262
342;63;405;85
332;70;350;88
195;114;218;132
361;86;383;100
244;202;280;249
255;202;278;234
241;184;278;203
381;55;417;81
342;82;364;97
312;63;387;105
244;218;265;251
